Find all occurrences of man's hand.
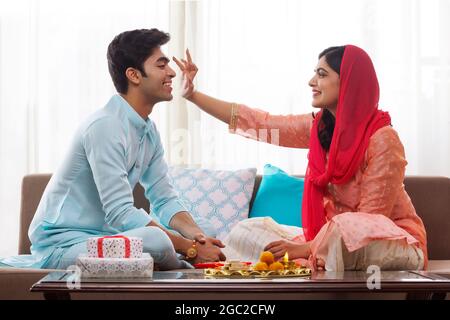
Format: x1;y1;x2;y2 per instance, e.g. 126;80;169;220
193;237;227;263
192;232;225;247
193;232;207;244
168;211;226;262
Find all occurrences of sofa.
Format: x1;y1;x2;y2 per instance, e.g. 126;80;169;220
0;173;449;300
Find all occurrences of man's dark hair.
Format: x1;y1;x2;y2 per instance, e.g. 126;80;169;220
107;28;170;94
317;46;345;151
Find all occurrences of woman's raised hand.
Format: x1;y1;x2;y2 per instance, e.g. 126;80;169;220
173;49;198;98
173;49;232;124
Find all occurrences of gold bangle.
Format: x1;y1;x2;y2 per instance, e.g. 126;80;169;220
230;103;238;130
186;239;198;260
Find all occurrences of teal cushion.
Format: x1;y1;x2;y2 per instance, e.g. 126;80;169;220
249;164;303;227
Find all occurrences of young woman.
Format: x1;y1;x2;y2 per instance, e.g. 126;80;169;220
174;45;427;271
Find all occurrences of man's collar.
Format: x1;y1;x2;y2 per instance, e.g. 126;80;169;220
114;94;151;135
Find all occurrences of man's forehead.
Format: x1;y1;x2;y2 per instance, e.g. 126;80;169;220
148;47;170;63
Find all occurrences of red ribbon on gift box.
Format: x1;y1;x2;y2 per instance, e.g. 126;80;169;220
97;235;131;258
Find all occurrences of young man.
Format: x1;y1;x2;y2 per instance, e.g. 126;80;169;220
1;29;225;270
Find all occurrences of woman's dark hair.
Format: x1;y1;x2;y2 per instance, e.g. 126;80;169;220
107;29;170;94
317;46;345;151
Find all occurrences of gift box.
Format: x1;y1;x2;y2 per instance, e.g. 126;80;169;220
87;235;143;258
76;253;153;278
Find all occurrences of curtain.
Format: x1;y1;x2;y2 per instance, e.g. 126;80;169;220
0;0;449;257
0;0;173;256
190;0;449;176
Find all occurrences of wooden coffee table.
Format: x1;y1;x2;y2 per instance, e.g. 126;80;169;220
31;269;450;300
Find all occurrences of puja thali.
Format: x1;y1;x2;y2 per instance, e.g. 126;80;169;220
203;261;311;278
204;267;312;278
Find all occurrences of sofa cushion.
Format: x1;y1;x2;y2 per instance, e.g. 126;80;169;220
249;164;304;227
167;167;257;239
19;174;52;254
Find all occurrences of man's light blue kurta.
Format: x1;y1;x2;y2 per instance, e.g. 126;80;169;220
1;95;186;268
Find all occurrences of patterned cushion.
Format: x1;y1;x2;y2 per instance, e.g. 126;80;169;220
167;167;257;240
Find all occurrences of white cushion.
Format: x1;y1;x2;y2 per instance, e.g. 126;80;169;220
222;217;302;262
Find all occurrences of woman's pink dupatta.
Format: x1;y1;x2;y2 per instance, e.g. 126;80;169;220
302;45;392;241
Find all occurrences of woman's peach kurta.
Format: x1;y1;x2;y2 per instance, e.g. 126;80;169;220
230;104;428;265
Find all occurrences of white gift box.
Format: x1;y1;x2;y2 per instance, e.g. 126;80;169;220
76;253;153;278
87;236;143;258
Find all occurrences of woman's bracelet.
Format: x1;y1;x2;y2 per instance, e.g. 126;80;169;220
229;103;239;130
